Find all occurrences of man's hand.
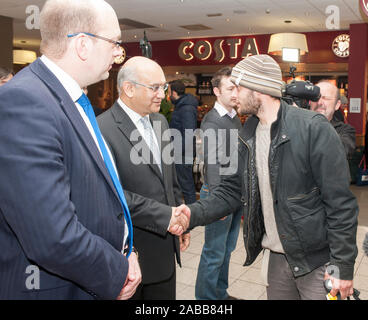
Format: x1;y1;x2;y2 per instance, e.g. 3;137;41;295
168;205;191;235
179;232;191;251
174;204;191;220
324;272;354;300
116;252;141;300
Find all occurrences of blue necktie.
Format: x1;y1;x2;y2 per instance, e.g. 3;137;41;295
77;93;133;257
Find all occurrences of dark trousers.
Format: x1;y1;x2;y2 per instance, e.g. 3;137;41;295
130;270;176;300
175;164;197;204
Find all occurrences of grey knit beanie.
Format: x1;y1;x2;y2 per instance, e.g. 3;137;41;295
231;54;283;98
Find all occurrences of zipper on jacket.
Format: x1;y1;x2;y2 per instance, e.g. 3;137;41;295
238;135;252;259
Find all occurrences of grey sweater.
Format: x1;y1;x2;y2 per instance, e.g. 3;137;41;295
200;106;242;192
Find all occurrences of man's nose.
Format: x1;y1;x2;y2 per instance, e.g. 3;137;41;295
114;46;123;57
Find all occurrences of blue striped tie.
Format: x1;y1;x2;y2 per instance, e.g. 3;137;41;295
77;93;133;256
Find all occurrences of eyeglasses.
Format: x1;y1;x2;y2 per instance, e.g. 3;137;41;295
67;32;123;49
130;80;168;93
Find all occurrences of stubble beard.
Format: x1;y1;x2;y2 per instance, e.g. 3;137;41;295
238;92;261;116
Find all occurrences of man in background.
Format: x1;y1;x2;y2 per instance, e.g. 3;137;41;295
195;67;242;300
310;80;356;157
98;57;189;300
0;67;13;86
170;80;198;204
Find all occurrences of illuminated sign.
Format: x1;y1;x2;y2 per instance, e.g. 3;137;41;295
360;0;368;17
178;37;259;62
332;34;350;58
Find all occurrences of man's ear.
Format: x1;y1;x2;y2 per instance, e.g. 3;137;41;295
213;87;220;98
335;99;341;111
75;34;91;61
122;81;135;98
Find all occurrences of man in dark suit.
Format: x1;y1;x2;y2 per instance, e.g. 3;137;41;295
0;0;142;300
98;56;190;300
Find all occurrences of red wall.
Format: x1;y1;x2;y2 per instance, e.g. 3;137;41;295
121;30;350;67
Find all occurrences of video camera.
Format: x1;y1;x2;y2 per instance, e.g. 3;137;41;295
282;66;321;109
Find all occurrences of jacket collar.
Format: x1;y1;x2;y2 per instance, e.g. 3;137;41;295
110;101;164;182
239;99;290;147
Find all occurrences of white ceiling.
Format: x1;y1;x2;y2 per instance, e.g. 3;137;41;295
1;0;367;50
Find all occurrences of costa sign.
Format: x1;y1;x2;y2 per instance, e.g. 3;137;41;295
178;37;259;63
360;0;368;17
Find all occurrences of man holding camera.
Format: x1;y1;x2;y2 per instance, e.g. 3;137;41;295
310;80;356;157
176;54;358;300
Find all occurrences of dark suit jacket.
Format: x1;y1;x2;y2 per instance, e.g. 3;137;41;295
98;101;182;284
0;59;130;300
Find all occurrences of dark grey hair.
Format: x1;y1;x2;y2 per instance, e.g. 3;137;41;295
116;64;140;93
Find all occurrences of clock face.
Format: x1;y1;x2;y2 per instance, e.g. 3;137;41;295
332;34;350;58
360;0;368;17
114;47;126;64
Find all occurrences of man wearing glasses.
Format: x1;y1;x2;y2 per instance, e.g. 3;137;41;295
0;0;140;300
309;80;356;158
98;56;190;300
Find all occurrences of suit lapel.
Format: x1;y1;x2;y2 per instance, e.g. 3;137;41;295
111;103;164;184
29;59;119;201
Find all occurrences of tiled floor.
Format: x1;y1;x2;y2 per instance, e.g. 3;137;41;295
176;185;368;300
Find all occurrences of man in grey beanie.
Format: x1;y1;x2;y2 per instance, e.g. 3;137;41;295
176;54;358;300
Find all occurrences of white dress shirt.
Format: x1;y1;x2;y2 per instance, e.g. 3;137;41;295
40;55;128;250
117;98;160;150
214;101;237;119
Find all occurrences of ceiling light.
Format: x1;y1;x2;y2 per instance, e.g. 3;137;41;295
268;33;308;63
13;50;37;64
268;33;308;55
282;48;300;62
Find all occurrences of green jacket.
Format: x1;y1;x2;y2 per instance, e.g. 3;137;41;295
189;100;358;280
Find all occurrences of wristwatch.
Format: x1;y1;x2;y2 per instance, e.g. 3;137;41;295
123;246;139;259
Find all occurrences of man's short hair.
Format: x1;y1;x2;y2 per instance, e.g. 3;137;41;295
0;67;13;80
40;0;100;58
317;80;340;105
170;80;186;96
116;64;140;94
211;66;232;89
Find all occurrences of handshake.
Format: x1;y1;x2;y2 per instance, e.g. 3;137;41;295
168;204;192;236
